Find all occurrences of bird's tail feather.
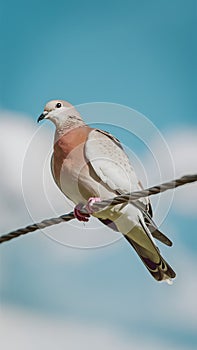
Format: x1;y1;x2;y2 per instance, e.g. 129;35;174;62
125;224;176;282
98;214;176;282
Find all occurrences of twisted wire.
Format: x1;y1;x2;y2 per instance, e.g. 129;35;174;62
0;174;196;244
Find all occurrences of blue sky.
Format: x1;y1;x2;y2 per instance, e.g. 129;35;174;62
1;1;197;349
1;0;196;126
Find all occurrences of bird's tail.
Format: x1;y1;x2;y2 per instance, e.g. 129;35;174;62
125;223;176;283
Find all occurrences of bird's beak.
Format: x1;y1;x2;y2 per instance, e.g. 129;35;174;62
37;111;48;123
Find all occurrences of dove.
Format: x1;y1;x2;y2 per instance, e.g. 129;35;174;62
37;100;176;283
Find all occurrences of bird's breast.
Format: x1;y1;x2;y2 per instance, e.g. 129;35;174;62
52;126;97;203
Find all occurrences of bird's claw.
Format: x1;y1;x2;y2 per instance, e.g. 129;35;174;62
74;197;101;222
85;197;101;214
74;203;90;222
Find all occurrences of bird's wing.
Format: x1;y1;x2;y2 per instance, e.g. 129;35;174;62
85;129;143;194
85;128;152;214
85;129;173;246
85;129;175;282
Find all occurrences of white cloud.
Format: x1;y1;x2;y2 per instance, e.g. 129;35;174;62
143;127;197;218
1;306;188;350
172;250;197;326
164;129;197;216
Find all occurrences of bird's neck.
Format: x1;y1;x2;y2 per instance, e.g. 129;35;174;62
54;117;86;141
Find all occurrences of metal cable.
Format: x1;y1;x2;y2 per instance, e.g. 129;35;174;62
0;174;196;244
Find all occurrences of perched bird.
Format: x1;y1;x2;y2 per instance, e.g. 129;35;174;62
38;100;176;283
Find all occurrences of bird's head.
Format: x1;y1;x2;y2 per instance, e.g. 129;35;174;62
37;100;84;130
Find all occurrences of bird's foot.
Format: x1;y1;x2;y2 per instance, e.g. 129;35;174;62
74;197;101;222
85;197;101;214
74;203;90;222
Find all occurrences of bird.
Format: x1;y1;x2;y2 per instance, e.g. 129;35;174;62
37;99;176;283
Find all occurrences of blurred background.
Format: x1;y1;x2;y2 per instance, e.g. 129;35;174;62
0;0;197;349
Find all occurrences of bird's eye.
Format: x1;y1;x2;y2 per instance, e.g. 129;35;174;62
56;102;62;108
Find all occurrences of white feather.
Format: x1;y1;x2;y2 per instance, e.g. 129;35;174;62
85;129;140;193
